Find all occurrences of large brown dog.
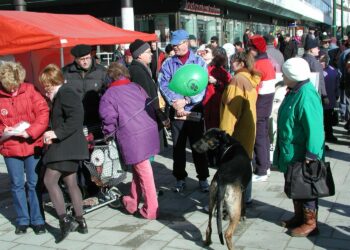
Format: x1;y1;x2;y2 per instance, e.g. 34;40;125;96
193;128;252;250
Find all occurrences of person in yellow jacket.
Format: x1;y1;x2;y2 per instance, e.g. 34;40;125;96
219;51;261;204
220;51;261;159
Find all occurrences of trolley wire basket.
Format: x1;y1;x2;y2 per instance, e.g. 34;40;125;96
84;139;127;187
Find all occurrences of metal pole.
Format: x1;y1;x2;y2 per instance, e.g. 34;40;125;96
13;0;26;11
341;0;344;38
60;48;64;68
121;0;134;31
332;0;337;37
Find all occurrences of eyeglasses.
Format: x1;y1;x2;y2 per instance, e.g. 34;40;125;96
78;55;92;62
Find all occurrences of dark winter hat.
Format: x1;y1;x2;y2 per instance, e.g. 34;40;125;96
249;35;267;53
263;34;275;45
71;44;92;58
321;35;331;42
304;37;319;50
129;39;150;59
189;34;197;40
210;36;219;42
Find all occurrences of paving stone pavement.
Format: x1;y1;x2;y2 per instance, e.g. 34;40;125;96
0;124;349;249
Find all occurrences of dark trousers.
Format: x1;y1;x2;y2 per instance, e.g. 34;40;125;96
283;174;318;210
254;94;274;176
293;199;318;210
324;109;334;138
171;119;209;181
254;116;270;175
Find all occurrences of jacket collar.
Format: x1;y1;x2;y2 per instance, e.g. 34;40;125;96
109;77;131;88
288;79;309;93
69;59;97;73
0;83;26;97
173;50;198;65
255;53;268;60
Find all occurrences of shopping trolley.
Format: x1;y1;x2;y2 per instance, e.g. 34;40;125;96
66;138;127;215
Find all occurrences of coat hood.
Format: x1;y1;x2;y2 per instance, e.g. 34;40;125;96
238;71;261;88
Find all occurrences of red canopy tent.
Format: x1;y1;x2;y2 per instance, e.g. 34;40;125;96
0;10;156;55
0;11;157;86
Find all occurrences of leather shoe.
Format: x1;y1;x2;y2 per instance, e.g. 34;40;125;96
15;225;28;235
75;218;88;234
32;224;46;235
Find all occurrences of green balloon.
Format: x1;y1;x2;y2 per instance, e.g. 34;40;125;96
169;64;208;96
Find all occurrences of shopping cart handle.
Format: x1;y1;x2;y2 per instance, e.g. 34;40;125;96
89;138;106;145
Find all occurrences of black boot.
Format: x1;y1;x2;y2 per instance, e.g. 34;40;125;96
56;215;78;243
75;217;88;234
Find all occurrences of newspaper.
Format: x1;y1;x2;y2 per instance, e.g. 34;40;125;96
0;121;30;142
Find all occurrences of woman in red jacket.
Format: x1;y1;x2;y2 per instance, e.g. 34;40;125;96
202;45;232;129
0;62;49;235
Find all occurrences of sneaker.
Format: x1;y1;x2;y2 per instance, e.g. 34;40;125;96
252;174;268;182
173;180;186;193
199;179;210;192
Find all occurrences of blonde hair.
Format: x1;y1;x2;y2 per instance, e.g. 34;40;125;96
0;62;26;92
39;64;64;89
107;62;130;80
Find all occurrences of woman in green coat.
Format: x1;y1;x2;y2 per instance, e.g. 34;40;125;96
273;57;325;237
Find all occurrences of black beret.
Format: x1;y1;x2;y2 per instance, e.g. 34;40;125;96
304;38;319;50
71;44;92;58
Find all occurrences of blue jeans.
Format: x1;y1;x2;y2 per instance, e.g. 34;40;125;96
4;155;44;226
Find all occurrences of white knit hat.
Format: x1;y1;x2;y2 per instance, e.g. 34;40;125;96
282;58;311;82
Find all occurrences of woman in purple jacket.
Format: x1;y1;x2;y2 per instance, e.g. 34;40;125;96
99;62;160;220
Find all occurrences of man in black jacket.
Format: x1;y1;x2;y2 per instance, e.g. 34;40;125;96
282;34;298;61
128;39;169;152
302;38;329;105
63;44;107;137
63;44;107;197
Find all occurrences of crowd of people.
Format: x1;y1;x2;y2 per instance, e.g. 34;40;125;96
0;25;348;243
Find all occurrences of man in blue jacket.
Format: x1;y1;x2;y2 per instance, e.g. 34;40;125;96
159;29;209;192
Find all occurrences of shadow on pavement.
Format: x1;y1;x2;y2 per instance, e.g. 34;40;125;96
325;147;350;161
245;198;350;249
154;160;208;249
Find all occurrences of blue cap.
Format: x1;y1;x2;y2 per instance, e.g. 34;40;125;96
170;29;189;45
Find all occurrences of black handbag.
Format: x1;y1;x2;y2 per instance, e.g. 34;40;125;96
285;160;335;199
